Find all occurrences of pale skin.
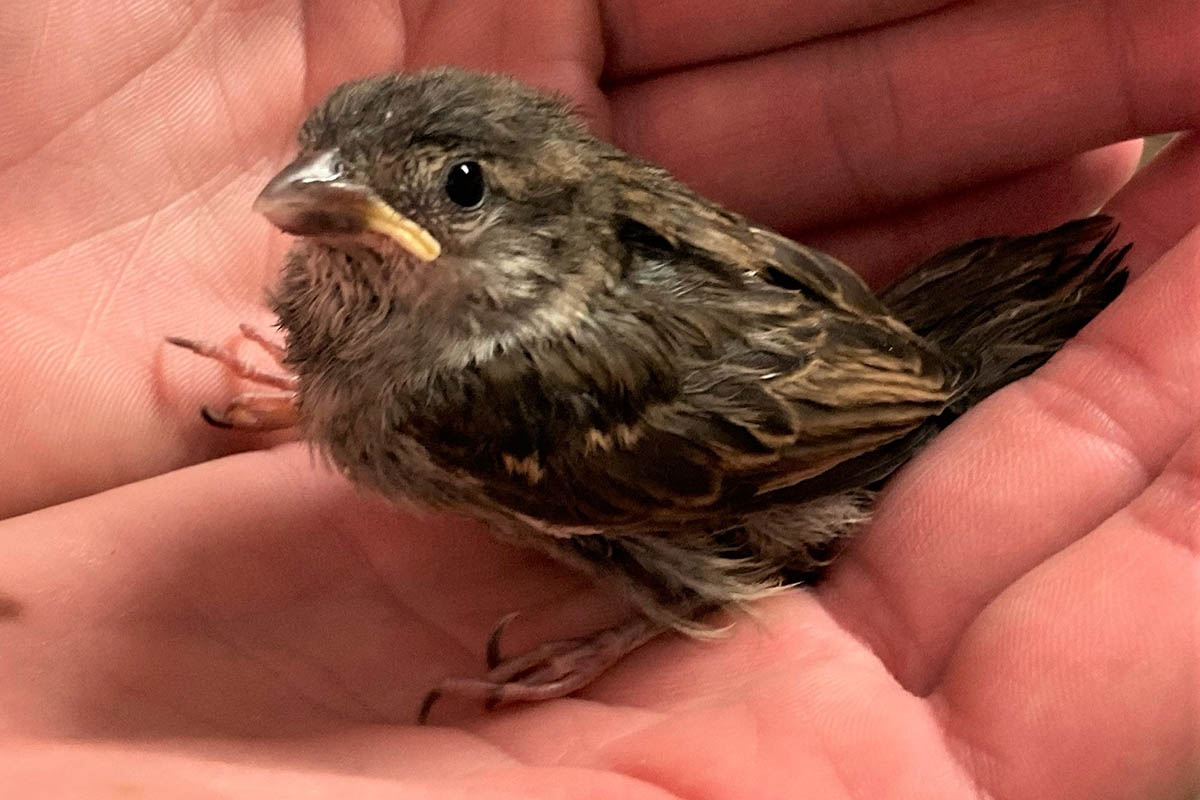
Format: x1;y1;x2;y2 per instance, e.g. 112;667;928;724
0;1;1198;797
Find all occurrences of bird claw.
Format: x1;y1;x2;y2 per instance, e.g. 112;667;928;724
198;392;299;431
168;325;300;431
417;615;660;724
485;611;522;670
200;405;235;429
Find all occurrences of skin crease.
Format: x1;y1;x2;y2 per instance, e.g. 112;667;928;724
0;1;1197;799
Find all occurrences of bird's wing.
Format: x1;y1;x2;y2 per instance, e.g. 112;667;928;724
472;330;959;530
426;168;975;529
462;298;970;532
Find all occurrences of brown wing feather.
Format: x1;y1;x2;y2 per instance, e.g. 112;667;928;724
465;158;973;530
476;277;968;531
609;152;889;318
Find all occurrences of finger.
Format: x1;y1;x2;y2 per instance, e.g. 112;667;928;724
2;740;624;799
808;141;1142;287
1105;132;1200;269
0;303;296;520
933;429;1200;800
0;2;407;518
0;0;205;166
609;0;1200;235
0;444;603;736
1;0;404;274
819;216;1200;692
600;0;953;78
0;0;404;167
298;1;407;105
0;445;385;735
403;1;609;133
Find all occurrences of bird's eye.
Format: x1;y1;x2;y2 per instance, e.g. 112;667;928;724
444;161;486;208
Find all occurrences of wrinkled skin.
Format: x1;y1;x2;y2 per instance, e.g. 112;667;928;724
0;1;1197;798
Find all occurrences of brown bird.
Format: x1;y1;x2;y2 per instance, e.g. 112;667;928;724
170;67;1128;723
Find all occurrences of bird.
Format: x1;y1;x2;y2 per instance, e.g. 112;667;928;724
169;67;1128;723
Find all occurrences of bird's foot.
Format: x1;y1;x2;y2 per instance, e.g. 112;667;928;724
418;613;661;724
167;324;299;431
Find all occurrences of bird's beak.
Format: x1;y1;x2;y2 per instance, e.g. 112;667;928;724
253;148;441;262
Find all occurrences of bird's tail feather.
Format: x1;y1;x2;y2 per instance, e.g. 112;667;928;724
882;216;1129;411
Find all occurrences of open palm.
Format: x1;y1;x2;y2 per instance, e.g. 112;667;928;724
1;1;1196;797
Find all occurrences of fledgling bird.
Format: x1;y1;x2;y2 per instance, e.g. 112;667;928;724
170;67;1128;722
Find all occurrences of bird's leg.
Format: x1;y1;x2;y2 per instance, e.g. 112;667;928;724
167;327;299;431
418;614;663;724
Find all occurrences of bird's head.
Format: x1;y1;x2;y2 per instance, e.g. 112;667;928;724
261;70;646;350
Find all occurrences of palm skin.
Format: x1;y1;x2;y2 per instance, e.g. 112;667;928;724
0;1;1197;798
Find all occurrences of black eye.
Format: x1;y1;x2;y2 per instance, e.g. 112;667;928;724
444;161;486;208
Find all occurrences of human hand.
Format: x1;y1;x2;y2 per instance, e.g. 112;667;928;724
1;1;1196;797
